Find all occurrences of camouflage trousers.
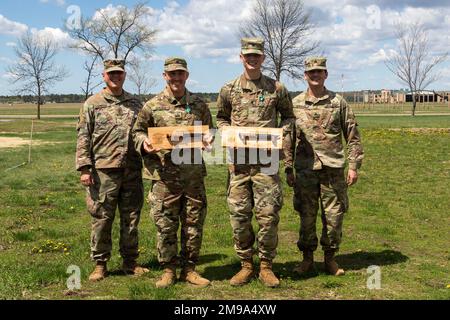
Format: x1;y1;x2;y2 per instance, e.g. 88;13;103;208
227;165;283;261
86;168;144;262
293;167;349;252
148;165;207;267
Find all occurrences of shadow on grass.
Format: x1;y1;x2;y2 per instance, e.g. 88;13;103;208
142;255;161;270
104;255;161;276
274;261;319;280
275;250;409;280
336;249;409;270
198;253;228;265
202;262;242;281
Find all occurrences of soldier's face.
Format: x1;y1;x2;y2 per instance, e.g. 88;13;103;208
163;70;189;94
304;69;328;87
240;53;265;71
103;71;126;90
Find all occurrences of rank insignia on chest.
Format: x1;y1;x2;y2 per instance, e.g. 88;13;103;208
313;112;320;120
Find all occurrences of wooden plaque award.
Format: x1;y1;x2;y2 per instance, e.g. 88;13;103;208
221;126;283;149
147;125;209;149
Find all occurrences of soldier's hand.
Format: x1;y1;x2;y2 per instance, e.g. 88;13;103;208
286;171;296;187
202;132;215;152
143;138;161;154
80;170;94;186
347;169;358;186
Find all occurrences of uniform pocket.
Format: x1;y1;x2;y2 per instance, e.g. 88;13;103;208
86;186;105;219
231;92;250;121
323;108;341;133
148;192;163;221
329;169;349;212
185;193;206;225
264;93;278;109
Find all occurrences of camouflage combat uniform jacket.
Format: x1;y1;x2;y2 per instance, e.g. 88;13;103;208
216;74;295;166
132;87;214;179
290;89;364;171
76;89;143;171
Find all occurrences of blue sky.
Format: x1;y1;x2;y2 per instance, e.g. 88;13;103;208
1;0;450;96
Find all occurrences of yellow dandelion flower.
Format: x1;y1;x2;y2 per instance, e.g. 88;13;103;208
38;249;43;253
446;284;450;289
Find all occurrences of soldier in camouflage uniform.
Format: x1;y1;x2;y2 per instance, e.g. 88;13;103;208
285;57;364;276
132;58;214;288
76;59;149;282
216;38;295;287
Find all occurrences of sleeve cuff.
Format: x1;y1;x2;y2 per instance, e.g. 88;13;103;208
76;163;92;171
349;162;361;170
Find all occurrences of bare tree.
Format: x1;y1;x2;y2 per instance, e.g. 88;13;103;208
127;57;156;99
240;0;319;81
81;54;103;101
67;2;157;62
385;22;448;116
7;32;68;119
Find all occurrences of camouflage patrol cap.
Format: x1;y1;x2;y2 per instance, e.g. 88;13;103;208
305;56;327;72
103;59;125;73
164;57;188;72
241;38;265;55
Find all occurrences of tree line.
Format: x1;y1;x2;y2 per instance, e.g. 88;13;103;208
0;93;226;105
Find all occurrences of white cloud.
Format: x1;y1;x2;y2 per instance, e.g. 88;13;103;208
88;1;252;61
0;15;28;36
299;1;450;83
144;0;254;60
40;0;65;7
6;42;17;47
2;72;16;80
146;54;167;62
92;4;121;21
30;27;74;48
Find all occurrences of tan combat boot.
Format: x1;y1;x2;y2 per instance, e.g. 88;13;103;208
89;261;107;282
179;265;210;288
324;250;345;276
259;259;280;288
122;260;150;276
293;250;315;274
156;265;176;288
230;259;254;286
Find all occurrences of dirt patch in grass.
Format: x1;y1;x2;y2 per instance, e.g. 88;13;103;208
0;137;58;149
0;137;30;148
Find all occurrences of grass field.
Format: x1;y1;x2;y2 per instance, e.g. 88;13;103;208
1;102;449;118
0;103;81;116
0;113;449;300
350;102;450;114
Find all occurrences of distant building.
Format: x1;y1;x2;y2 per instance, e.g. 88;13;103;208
363;89;406;104
405;91;449;103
